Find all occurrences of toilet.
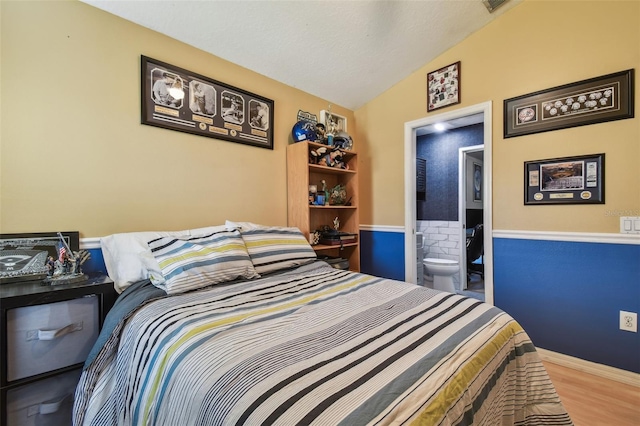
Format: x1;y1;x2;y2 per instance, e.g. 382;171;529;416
423;258;458;293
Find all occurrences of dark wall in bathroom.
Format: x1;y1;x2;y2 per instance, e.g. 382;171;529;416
416;123;483;221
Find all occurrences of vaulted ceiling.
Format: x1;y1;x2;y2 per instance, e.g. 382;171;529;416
82;0;521;110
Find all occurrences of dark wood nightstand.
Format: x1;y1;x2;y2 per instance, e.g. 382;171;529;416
0;275;116;425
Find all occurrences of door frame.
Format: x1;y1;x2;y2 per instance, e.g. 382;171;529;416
403;101;494;304
459;145;484;290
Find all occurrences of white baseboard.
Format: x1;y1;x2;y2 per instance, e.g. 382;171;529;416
536;347;640;387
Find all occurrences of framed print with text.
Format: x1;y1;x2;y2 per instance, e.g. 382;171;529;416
524;153;604;205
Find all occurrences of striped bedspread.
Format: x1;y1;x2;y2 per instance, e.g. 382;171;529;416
74;261;572;425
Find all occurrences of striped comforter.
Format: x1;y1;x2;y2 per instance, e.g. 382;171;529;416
74;261;572;425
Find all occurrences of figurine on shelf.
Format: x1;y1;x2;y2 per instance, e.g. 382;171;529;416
309;230;321;246
333;216;340;231
315;123;326;144
44;232;90;286
329;184;347;205
322;180;329;205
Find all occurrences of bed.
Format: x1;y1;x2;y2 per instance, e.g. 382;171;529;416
73;224;572;425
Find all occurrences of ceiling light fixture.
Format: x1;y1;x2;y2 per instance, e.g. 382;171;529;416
434;123;446;132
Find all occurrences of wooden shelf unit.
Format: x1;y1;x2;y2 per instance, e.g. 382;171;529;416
287;141;360;272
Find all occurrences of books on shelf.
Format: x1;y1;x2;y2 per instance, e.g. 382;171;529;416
319;232;357;246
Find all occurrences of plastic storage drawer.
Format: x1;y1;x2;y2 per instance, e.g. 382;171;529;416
5;368;82;426
6;295;99;382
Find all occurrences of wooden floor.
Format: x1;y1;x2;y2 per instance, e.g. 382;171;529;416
543;361;640;426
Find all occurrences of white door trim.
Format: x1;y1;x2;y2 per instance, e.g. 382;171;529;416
459;145;484;290
404;101;494;304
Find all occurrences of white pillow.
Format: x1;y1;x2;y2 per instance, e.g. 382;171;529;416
101;225;227;293
225;220;262;231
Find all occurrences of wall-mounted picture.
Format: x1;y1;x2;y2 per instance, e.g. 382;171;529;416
427;61;461;112
524;153;605;205
504;69;634;138
141;55;274;149
473;162;482;202
320;109;347;134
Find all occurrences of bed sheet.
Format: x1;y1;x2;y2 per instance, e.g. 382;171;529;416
74;261;572;425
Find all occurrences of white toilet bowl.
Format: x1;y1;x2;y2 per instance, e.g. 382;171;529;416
423;258;458;293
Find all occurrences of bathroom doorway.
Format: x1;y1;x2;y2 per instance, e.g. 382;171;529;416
403;102;494;305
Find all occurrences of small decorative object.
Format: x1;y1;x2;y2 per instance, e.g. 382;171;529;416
309;184;317;204
315;123;326;143
292;120;318;143
524;153;605;205
310;146;328;164
318;223;357;246
329;184;347;205
333;131;353;151
427;61;461;112
312;146;348;169
322;179;329;204
0;231;88;286
297;109;317;124
309;230;321;246
320;105;348;140
504;69;634;138
141;56;274;149
44;233;90;285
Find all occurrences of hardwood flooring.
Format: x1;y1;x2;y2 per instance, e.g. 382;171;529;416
543;361;640;426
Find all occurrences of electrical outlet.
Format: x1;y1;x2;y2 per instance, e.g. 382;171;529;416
619;311;637;332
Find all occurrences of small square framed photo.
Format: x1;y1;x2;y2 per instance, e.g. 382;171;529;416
427;61;461;112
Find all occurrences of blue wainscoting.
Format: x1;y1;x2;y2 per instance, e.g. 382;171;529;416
494;238;640;373
360;229;405;281
83;247;108;275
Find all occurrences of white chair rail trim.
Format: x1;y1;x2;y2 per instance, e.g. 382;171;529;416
80;237;102;250
493;230;640;245
359;225;404;233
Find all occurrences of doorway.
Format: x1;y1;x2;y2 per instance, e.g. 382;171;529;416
403;101;494;305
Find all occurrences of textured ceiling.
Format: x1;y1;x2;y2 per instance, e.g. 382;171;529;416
82;0;521;110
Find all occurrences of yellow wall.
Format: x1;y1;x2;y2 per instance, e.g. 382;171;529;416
2;0;638;238
355;0;639;233
0;0;354;237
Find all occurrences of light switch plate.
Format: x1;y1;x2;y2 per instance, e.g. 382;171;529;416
620;216;640;234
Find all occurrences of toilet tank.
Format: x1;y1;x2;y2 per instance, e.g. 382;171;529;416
416;232;424;286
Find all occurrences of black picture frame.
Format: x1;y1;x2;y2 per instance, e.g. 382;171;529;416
141;56;274;149
473;162;482;202
427;61;461;112
504;69;634;138
0;231;79;284
524;153;605;205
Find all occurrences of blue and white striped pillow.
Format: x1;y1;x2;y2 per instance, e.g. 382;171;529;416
148;230;259;294
240;226;317;275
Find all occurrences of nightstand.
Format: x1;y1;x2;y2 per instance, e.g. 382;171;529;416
0;275;116;426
